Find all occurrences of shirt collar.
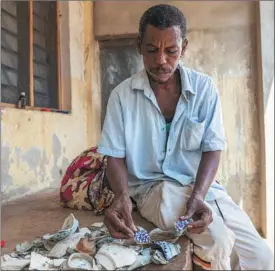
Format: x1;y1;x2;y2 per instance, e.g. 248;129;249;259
131;61;196;99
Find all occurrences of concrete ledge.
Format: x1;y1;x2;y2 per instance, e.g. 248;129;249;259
1;189;193;270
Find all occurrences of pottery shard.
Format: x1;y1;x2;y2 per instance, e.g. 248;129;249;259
76;238;96;256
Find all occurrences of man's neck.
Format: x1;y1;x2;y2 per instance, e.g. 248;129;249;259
149;69;181;94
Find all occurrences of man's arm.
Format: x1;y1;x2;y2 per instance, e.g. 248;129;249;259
193;78;225;200
97;88;137;238
104;157;137;238
192;151;221;200
106;157;129;197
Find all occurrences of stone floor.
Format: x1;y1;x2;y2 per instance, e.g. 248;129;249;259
1;189;193;270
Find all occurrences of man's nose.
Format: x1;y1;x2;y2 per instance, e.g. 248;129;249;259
155;52;166;65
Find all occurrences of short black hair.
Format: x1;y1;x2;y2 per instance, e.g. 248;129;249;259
139;4;187;41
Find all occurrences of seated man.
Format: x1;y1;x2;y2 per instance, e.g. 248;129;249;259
61;4;274;270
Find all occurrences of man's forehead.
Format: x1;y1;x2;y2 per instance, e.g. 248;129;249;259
142;24;182;43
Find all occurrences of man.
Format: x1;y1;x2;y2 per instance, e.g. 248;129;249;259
96;4;274;270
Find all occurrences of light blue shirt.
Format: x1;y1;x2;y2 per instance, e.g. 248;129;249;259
98;62;227;201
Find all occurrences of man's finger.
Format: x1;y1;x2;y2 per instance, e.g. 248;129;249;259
201;212;212;225
106;221;129;239
108;213;134;238
188;219;206;229
122;209;137;232
180;207;195;220
187;226;206;234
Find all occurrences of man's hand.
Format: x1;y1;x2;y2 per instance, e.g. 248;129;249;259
180;194;213;234
104;194;137;239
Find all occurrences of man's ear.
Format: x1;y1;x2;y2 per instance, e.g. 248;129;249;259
181;38;188;57
137;36;142;55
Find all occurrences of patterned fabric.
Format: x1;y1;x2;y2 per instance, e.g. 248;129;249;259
60;147;114;215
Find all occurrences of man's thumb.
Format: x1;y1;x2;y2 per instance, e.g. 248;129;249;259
180;207;194;220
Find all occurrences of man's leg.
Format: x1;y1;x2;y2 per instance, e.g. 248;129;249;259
209;194;274;270
137;181;235;270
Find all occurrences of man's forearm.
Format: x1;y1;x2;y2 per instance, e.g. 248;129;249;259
192;151;221;200
106;156;129;197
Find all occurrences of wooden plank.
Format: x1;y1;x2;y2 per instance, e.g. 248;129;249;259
1;48;18;69
1;67;17;87
34;77;47;94
33;63;48;79
33;46;47;62
56;1;62;109
29;0;34;106
1;8;17;20
33;30;46;48
255;1;267;238
1;11;17;33
1;30;18;51
0;102;17;109
1;1;17;17
1;84;18;104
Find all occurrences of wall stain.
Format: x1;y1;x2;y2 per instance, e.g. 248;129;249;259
1;145;13;186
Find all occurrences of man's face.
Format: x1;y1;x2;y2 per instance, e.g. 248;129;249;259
138;24;188;84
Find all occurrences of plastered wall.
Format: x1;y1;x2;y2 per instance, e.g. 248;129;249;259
1;1;101;202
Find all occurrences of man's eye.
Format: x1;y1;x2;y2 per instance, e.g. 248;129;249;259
147;49;157;53
167;50;178;54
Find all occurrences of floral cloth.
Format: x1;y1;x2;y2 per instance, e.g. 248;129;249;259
60;147;114;215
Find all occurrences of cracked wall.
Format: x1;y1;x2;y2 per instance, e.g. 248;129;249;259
1;1;100;202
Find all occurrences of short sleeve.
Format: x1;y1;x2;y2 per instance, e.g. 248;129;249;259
201;80;227;152
97;90;126;158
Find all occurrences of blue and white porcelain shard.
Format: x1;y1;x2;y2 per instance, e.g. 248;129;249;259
152;250;169;265
126;248;152;270
151;241;181;261
42;213;79;242
174;218;193;236
15;241;33;253
134;228;150;244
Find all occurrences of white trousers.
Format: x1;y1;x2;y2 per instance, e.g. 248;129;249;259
134;181;274;270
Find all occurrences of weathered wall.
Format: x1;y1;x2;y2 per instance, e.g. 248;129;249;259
1;1;100;201
94;1;262;229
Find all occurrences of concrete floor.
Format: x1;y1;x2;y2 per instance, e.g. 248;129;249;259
1;189;193;270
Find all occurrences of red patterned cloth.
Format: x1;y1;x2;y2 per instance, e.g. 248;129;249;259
60;147;114;215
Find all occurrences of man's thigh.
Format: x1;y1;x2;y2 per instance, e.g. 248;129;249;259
137;181;193;230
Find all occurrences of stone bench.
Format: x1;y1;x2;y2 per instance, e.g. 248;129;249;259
2;189;193;270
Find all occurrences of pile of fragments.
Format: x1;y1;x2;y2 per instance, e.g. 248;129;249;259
1;213;192;270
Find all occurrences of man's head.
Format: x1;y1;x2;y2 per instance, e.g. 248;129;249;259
138;4;188;84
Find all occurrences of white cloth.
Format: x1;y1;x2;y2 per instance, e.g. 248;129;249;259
132;181;274;270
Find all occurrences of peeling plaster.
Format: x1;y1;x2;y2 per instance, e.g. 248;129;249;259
1;145;13;187
1;1;95;202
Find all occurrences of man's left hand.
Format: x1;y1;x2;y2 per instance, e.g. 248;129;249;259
180;194;213;234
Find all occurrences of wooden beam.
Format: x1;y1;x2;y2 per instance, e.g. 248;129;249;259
56;1;62;110
29;0;34;106
255;1;267;238
0;103;17;109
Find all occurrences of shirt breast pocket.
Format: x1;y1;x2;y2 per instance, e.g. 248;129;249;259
181;117;206;151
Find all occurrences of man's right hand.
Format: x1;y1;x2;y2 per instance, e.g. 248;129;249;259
104;194;137;239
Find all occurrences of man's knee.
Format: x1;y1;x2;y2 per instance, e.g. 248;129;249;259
249;240;274;270
202;216;235;260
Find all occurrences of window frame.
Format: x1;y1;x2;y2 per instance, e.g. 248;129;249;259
1;0;62;111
